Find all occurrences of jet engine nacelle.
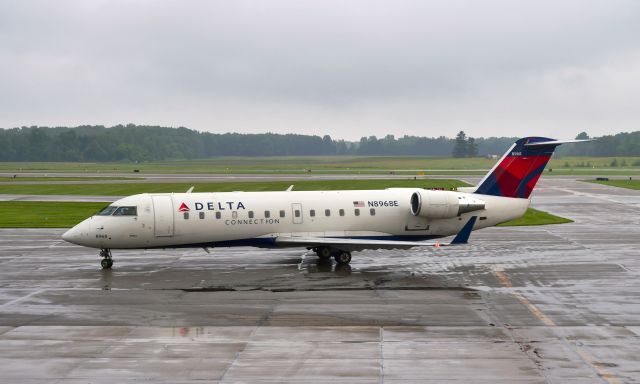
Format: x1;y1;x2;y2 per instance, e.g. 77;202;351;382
410;190;486;219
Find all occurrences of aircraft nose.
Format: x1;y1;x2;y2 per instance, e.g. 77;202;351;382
62;226;78;243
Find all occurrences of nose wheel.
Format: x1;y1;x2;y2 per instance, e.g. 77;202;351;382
99;249;113;269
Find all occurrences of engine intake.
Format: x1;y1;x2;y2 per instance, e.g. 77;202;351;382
410;190;485;219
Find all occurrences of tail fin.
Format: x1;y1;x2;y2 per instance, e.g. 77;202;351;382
474;137;585;198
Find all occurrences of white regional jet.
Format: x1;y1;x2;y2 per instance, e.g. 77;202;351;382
62;137;585;269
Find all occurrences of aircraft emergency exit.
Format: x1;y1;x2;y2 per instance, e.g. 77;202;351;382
62;136;586;269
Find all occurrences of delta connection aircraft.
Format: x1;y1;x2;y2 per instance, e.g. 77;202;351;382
63;137;586;269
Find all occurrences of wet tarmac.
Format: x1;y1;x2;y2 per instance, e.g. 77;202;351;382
0;178;639;382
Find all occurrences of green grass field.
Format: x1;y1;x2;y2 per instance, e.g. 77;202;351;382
0;201;108;228
0;178;470;196
585;179;640;190
1;156;639;175
0;176;141;182
498;208;573;227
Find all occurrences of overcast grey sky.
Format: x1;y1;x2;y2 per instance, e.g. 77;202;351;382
0;0;639;140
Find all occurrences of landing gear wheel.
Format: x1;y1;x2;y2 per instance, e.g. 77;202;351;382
100;258;113;269
99;249;113;270
315;246;332;260
334;251;352;265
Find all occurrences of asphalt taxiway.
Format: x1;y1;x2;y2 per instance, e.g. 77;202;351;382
0;177;639;383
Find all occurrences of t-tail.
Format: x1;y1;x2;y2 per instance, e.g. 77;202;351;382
474;137;589;199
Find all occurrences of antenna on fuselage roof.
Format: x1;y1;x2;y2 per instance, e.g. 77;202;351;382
186;186;194;193
286;185;294;191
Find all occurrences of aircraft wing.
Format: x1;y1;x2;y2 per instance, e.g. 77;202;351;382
275;216;477;251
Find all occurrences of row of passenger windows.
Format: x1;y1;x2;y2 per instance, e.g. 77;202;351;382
183;208;376;220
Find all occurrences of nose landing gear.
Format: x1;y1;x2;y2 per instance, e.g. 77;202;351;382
99;249;113;269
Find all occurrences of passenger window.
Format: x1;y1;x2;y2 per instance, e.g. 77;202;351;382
295;210;300;218
325;209;330;217
215;211;221;219
113;206;137;216
199;212;205;219
280;210;285;218
339;209;344;216
310;209;315;217
183;212;189;220
232;211;238;219
354;208;360;216
370;208;376;216
265;210;270;218
249;211;254;218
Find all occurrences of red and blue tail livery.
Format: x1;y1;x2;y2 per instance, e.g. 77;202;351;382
474;137;566;199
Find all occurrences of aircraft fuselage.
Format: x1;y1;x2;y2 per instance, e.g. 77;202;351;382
62;188;529;250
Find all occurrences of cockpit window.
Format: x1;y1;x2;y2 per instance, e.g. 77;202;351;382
96;206;118;216
113;206;137;216
96;206;137;216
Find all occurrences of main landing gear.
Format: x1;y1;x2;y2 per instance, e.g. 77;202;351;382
313;246;352;265
99;249;113;269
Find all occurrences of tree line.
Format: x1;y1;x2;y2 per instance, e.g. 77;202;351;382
0;125;637;161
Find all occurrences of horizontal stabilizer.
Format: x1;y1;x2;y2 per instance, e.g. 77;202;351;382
523;139;592;147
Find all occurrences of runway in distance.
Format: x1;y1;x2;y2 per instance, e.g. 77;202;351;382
63;137;587;269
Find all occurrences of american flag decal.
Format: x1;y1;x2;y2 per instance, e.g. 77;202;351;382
353;201;364;207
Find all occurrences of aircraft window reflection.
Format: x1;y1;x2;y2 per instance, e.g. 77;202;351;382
113;206;137;216
280;210;285;218
232;211;238;219
264;210;270;218
370;208;376;216
294;210;301;218
183;212;189;220
339;209;345;216
96;206;118;216
216;212;222;219
354;209;360;216
199;212;205;219
325;209;330;217
310;210;315;217
248;211;254;218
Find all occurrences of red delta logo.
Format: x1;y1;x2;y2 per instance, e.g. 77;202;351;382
178;202;190;212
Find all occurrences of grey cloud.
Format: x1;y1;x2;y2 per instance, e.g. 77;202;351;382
1;0;639;139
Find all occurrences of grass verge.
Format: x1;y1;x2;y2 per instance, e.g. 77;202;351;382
0;201;108;228
0;176;141;182
0;178;470;196
498;208;573;227
1;156;639;175
585;179;640;190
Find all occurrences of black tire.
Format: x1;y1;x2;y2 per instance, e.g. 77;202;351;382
316;247;332;260
101;259;112;269
334;251;351;264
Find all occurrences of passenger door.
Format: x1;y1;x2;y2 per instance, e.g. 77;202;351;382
152;195;174;237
